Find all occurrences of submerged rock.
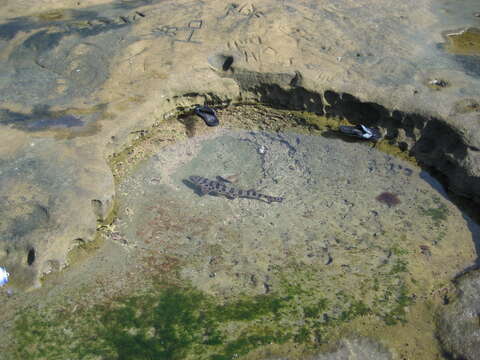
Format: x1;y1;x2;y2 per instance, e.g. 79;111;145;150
313;338;392;360
437;269;480;360
267;337;392;360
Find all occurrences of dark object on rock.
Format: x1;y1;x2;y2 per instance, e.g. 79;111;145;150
207;54;234;71
187;175;283;203
339;124;381;141
419;245;431;256
222;56;234;71
376;192;400;207
27;248;36;266
194;106;219;126
429;79;448;88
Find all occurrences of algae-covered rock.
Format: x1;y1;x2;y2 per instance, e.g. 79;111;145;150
301;337;392;360
265;338;392;359
437;269;480;359
311;338;392;360
0;0;479;358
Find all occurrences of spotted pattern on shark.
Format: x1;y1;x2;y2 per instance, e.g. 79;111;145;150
187;175;284;203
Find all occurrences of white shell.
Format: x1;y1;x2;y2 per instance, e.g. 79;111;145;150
0;267;9;287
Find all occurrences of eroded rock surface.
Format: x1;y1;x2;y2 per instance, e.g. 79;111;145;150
307;338;392;360
0;0;479;358
267;338;392;360
437;269;480;360
0;134;114;287
0;0;479;287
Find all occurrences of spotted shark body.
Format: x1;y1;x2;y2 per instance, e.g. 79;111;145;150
188;175;284;203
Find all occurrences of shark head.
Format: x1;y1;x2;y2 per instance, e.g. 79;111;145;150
188;175;204;185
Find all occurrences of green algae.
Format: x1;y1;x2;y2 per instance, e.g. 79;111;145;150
391;245;409;256
11;207;416;359
381;284;414;326
304;299;329;319
286;110;351;132
443;27;480;56
95;289;221;359
214;295;286;322
12;261;414;360
13;286;293;360
421;206;448;224
419;201;449;226
339;300;371;321
389;259;409;275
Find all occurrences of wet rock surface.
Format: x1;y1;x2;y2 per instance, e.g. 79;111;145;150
117;127;476;304
437;269;480;360
317;338;392;360
0;0;479;358
0;0;479;286
102;112;477;358
0;135;114;288
2;105;476;359
2;110;477;359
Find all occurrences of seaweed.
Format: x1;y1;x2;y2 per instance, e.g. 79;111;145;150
376;192;401;207
13;259;415;358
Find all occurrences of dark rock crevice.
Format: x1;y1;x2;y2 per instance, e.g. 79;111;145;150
27;248;35;266
222;69;480;206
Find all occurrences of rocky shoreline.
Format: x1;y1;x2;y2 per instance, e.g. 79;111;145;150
0;0;479;358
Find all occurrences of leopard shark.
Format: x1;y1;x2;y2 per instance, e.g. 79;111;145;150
187;175;284;203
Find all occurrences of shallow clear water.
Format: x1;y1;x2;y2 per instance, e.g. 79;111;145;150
5;121;479;359
114;127;477;341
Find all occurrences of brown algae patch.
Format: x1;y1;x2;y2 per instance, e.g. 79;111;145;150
443;27;480;56
283;110;352;132
342;300;444;360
